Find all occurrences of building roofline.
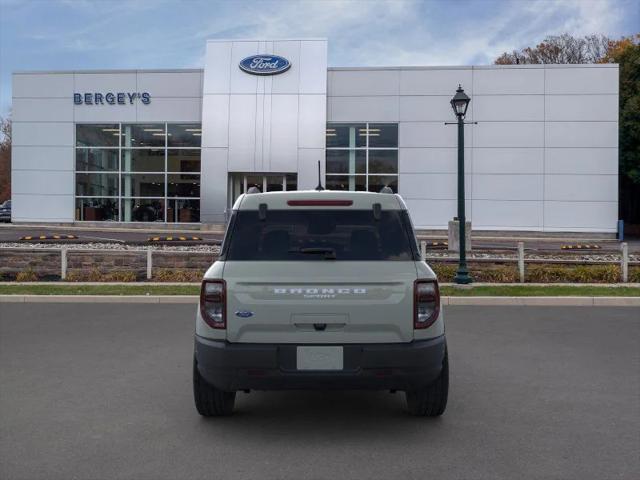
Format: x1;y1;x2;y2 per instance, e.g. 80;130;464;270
328;64;618;71
206;38;327;42
13;63;618;76
13;68;204;75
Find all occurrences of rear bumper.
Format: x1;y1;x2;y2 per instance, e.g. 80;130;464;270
194;335;446;392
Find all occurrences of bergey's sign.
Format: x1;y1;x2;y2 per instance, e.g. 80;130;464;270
239;55;291;75
74;92;151;105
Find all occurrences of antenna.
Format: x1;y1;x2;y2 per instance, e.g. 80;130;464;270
315;160;325;191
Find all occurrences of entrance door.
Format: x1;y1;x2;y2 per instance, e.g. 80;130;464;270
228;173;297;209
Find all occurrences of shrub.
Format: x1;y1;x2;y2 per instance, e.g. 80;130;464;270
430;262;623;283
526;264;620;283
15;269;38;282
429;263;518;283
430;263;457;282
629;266;640;283
153;268;204;282
65;269;137;282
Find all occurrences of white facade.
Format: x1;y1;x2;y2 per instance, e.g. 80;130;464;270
11;39;619;232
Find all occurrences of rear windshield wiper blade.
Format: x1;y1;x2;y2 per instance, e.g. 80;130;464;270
288;247;337;259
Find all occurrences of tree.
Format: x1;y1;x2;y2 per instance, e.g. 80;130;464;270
495;34;610;65
0;116;10;203
601;35;640;227
495;33;640;228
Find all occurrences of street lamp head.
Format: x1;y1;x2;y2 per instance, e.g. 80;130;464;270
450;84;470;118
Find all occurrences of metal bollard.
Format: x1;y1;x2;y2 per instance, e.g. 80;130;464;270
621;242;628;283
147;247;153;280
61;247;67;280
517;242;525;283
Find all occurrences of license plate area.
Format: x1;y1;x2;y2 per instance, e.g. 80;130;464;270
296;346;344;371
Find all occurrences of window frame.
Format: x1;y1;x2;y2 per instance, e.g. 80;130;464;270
325;122;399;193
74;122;202;223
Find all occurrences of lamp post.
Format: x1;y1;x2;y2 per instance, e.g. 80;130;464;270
450;85;472;284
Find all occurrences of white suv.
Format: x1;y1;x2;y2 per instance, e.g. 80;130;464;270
193;190;448;416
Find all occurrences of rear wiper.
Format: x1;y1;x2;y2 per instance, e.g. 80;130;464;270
288;247;337;260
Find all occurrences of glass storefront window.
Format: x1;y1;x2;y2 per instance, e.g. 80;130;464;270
76;124;120;147
121;124;165;147
168;124;202;147
326;123;366;148
168;174;200;197
367;175;398;193
286;174;297;192
167;199;200;223
368;150;398;174
121;149;165;172
75;123;201;222
76;173;118;197
75;198;119;221
326;150;366;174
121;174;165;197
167;150;200;173
75;148;118;171
368;123;398;148
326;122;398;193
326;175;366;191
121;198;165;222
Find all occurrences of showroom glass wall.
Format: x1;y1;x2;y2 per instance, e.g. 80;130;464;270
325;123;398;193
75;123;201;222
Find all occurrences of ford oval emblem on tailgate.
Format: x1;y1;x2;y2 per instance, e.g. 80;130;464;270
235;310;254;318
239;55;291;75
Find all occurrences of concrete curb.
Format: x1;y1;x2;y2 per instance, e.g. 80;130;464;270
1;282;639;287
0;295;199;304
1;295;639;306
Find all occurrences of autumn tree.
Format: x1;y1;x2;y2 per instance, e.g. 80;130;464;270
0;116;10;202
601;35;640;226
495;34;610;64
495;33;640;228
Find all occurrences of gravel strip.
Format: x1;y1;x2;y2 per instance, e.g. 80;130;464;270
423;251;639;262
0;242;220;254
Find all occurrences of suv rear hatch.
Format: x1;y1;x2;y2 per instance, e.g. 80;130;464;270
221;205;419;344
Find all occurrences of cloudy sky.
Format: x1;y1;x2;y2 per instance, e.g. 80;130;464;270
0;0;638;115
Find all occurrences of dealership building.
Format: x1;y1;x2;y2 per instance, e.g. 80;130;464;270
11;39;619;232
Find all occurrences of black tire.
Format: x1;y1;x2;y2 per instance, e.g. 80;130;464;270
405;348;449;417
193;358;236;416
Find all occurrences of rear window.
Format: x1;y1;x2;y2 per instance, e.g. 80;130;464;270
224;209;417;261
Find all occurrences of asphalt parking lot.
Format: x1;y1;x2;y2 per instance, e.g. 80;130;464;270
0;303;638;480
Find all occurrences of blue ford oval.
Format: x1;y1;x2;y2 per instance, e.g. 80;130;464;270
239;55;291;75
235;310;254;318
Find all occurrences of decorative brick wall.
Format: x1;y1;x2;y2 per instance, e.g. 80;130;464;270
66;252;147;278
0;250;61;279
152;252;215;270
0;249;216;280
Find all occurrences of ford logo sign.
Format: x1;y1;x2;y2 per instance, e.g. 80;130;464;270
239;55;291;76
235;310;254;318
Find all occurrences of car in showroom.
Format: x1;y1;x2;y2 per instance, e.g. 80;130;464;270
193;189;447;417
0;200;10;222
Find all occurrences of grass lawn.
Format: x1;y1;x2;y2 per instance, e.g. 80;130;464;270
0;284;639;296
439;285;640;297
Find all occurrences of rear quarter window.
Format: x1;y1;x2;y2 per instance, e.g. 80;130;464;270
225;209;418;261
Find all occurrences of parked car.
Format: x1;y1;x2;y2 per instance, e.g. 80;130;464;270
0;200;10;222
193;189;447;417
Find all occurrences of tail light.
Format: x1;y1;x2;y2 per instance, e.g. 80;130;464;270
200;279;226;329
414;280;440;329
